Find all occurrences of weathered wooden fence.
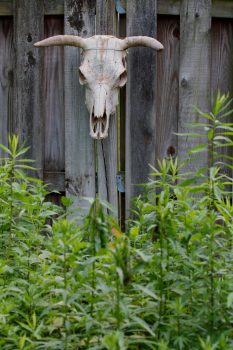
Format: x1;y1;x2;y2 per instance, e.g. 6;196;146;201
0;0;233;219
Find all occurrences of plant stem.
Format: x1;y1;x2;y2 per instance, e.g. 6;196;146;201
116;274;121;329
158;223;164;339
209;225;215;333
90;201;97;317
7;164;14;260
63;247;68;350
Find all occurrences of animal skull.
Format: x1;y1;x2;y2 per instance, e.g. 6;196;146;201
34;35;163;139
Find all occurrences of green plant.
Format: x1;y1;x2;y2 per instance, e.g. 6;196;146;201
0;92;233;350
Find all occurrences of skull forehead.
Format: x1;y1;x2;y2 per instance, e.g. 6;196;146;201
85;35;124;50
81;48;126;82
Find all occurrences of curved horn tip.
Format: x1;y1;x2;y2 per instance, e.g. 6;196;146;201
33;35;87;48
34;42;42;47
122;36;164;51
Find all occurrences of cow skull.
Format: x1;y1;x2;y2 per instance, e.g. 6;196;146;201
34;35;163;139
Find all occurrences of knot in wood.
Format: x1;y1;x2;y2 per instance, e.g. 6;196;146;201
181;77;188;88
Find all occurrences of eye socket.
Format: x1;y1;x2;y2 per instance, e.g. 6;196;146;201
79;68;87;85
122;56;127;67
119;70;127;87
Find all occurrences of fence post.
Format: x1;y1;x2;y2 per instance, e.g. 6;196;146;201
211;19;233;180
156;17;180;162
126;0;158;214
0;18;13;156
64;0;96;213
95;0;118;215
178;0;211;171
43;17;65;181
13;0;44;178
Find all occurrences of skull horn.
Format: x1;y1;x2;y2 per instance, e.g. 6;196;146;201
34;35;87;49
121;36;164;50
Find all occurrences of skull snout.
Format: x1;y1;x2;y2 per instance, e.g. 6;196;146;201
89;85;110;140
90;108;109;140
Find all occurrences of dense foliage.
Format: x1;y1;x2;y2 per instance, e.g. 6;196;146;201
0;93;233;349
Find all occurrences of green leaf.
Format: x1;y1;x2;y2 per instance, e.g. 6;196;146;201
133;284;159;300
131;316;155;337
0;144;12;156
19;334;27;350
188;144;208;154
227;293;233;308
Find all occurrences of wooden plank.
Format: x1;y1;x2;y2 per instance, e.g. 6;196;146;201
44;171;65;192
156;16;179;162
211;19;233;96
158;0;180;15
0;17;13;155
211;18;233;176
126;0;157;213
64;0;96;211
157;0;233;18
0;1;233;18
44;16;64;173
0;0;12;16
13;0;44;178
212;1;233;18
45;0;64;15
96;0;118;214
178;0;211;173
118;13;126;227
0;0;64;16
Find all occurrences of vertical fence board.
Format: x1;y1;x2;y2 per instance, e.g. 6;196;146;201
211;19;233;100
178;0;211;172
64;0;96;212
126;0;157;213
211;18;233;176
156;16;179;162
0;17;13;155
13;0;44;178
118;13;126;227
96;0;118;213
44;16;64;173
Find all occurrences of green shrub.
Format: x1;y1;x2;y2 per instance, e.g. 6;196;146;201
0;93;233;349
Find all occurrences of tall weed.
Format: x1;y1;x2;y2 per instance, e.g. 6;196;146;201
0;93;233;349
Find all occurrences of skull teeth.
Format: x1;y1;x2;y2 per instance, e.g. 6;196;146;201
90;109;109;139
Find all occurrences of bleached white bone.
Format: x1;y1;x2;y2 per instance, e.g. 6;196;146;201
35;35;163;140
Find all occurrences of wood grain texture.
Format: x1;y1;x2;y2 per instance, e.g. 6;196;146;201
211;18;233;175
0;17;13;156
45;0;64;15
178;0;211;172
64;0;96;211
44;16;64;173
44;171;65;192
156;16;179;161
13;0;44;178
96;0;118;214
126;0;157;213
0;0;13;16
119;14;126;169
211;19;233;96
0;0;64;15
158;0;180;15
0;1;233;18
118;13;126;227
212;1;233;18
